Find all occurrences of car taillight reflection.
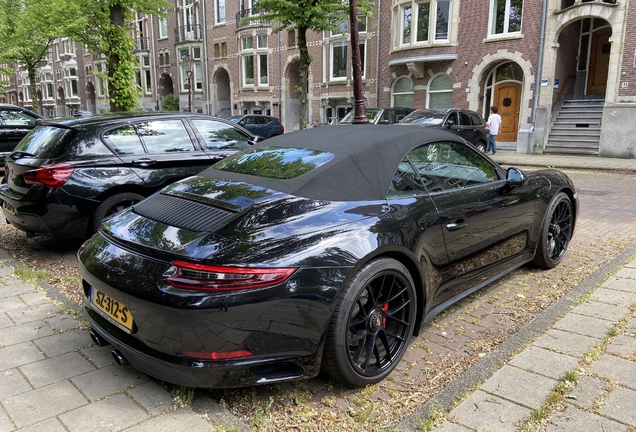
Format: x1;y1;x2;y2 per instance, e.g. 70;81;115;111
24;163;75;188
164;260;297;291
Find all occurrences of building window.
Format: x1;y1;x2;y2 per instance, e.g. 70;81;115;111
145;70;152;93
394;0;451;48
214;44;220;58
358;16;367;33
288;30;296;47
358;41;367;78
392;76;414;108
257;35;268;48
193;47;201;60
243;55;255;86
427;73;452;109
242;36;253;50
216;0;226;23
221;42;227;57
259;54;268;85
489;0;522;36
331;40;347;80
331;21;348;37
159;17;168;38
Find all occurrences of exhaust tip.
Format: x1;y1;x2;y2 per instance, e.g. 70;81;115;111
111;348;130;366
90;330;109;347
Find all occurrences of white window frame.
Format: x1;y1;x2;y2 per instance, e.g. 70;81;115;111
242;54;255;87
158;16;168;39
215;0;226;24
393;0;453;49
426;73;453;109
391;76;414;108
330;40;348;81
488;0;523;38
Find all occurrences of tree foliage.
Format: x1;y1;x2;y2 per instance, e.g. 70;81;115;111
64;0;169;112
242;0;373;129
0;0;71;112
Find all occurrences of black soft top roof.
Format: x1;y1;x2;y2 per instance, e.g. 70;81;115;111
200;124;466;201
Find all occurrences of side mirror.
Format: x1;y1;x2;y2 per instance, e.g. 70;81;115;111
248;135;263;145
446;119;455;128
506;167;526;187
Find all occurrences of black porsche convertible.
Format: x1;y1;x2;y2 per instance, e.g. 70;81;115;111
78;125;577;388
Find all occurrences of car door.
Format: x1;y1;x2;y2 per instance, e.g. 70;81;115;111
443;111;461;139
104;118;212;190
408;141;538;307
455;110;479;145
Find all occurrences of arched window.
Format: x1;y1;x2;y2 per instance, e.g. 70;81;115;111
392;76;414;108
427;74;453;109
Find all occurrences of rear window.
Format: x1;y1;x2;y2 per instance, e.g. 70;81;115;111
400;110;445;125
13;125;76;159
213;146;334;179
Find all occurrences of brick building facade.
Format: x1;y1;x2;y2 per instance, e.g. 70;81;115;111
1;0;634;157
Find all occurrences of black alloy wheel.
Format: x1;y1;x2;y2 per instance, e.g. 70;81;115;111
323;258;416;386
533;192;573;269
475;141;487;152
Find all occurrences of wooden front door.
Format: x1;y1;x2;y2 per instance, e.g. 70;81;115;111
494;82;521;142
587;27;611;96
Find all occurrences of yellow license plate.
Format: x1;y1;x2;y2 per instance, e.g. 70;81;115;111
91;288;134;332
3;201;16;216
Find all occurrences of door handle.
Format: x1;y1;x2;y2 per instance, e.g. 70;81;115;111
446;219;468;231
132;158;157;166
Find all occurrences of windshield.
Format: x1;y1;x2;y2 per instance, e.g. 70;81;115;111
227;116;242;123
13;125;75;159
400;110;446;125
339;108;381;124
213;146;335;179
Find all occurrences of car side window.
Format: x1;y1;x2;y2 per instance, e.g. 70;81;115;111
394;110;409;123
191;119;251;150
0;109;38;126
445;111;458;126
243;116;256;125
380;110;392;123
389;142;498;196
458;111;471;126
256;116;271;125
137;120;195;153
470;112;484;126
103;126;145;155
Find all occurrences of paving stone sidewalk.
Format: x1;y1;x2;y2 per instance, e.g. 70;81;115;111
412;251;636;431
0;251;253;432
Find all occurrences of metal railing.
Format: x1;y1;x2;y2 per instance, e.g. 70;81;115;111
236;8;270;29
135;38;150;51
175;24;202;42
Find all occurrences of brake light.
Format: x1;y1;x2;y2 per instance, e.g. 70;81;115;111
24;163;75;188
164;260;297;291
182;350;254;360
280;124;285;132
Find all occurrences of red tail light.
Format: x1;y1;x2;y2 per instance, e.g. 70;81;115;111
280;124;285;132
181;350;254;360
24;163;75;188
164;260;297;291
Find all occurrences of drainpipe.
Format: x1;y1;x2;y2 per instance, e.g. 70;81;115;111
375;0;381;107
531;0;548;126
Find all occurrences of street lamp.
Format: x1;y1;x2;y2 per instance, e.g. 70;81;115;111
184;55;194;112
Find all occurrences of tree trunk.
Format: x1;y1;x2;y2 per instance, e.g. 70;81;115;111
297;27;310;130
27;66;39;114
108;4;125;112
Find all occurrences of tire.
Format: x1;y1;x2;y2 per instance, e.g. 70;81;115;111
322;258;417;386
533;192;573;269
475;141;487;152
88;192;144;234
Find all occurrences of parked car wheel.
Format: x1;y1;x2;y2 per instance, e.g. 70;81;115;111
322;258;416;386
475;141;487;152
533;192;573;269
89;192;145;234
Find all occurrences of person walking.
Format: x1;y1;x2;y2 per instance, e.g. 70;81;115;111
486;106;502;154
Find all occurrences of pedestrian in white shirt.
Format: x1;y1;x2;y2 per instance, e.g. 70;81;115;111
486;106;502;154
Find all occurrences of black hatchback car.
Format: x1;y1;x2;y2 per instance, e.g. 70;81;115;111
339;107;414;124
0;104;44;164
0;112;259;239
400;108;489;152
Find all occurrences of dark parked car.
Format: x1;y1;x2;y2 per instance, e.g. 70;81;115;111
228;114;284;139
79;126;577;389
400;108;489;152
0;112;259;239
339;107;414;124
0;104;44;164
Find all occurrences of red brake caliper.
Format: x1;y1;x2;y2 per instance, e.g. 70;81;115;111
382;303;388;327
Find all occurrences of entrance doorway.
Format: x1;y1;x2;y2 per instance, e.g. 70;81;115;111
494;82;521;143
587;27;610;96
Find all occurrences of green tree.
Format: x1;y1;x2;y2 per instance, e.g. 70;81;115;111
241;0;373;129
64;0;169;112
0;0;70;113
161;93;179;111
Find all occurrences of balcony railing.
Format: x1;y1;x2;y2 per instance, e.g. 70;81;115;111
135;38;150;51
175;24;202;42
236;8;270;29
